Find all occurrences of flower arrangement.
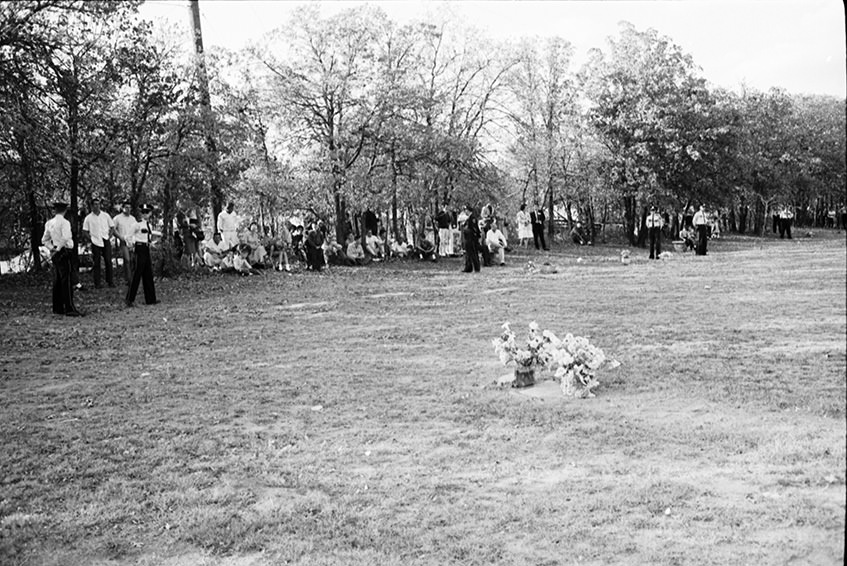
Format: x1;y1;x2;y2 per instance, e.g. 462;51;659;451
492;322;616;397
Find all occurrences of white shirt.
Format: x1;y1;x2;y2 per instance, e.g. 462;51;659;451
217;210;239;233
41;214;74;250
646;212;663;229
486;228;506;248
693;210;708;226
113;212;137;244
129;218;154;244
204;238;228;255
364;234;382;256
82;211;114;247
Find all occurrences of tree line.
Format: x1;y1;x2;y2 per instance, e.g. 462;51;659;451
1;1;844;270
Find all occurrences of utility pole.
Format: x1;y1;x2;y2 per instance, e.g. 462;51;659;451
189;0;223;227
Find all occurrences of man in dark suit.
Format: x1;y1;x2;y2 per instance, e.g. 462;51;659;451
530;206;548;251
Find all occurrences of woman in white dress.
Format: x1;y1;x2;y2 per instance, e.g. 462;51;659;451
516;203;533;248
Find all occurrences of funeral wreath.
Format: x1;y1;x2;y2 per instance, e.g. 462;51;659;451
492;322;618;397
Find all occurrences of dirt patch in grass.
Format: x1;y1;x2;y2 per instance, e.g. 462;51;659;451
1;234;845;565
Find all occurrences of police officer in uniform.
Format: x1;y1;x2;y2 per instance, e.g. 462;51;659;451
41;201;82;316
125;204;158;307
646;205;664;259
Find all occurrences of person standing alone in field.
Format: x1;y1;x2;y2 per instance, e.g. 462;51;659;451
82;197;116;288
693;205;709;256
125;204;158;307
646;206;664;259
42;201;81;316
113;201;136;283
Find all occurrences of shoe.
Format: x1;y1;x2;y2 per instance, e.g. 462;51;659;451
75;283;83;290
65;310;82;317
125;301;135;308
147;300;159;305
500;262;505;266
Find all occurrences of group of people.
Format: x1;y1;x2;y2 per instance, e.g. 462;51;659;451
41;197;158;316
771;205;795;239
515;204;549;251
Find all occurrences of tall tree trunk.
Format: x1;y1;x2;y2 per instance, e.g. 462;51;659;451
636;204;648;247
623;194;636;246
190;0;222;226
753;198;765;236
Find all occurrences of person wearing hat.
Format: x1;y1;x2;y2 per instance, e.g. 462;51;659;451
125;204;158;307
113;201;137;283
82;196;116;288
692;204;709;255
41;201;81;316
646;205;664;259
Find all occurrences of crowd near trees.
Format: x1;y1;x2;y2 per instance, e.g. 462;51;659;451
1;0;844;271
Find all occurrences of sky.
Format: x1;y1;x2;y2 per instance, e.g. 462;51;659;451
139;0;846;98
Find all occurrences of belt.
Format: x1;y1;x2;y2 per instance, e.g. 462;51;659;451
135;242;149;246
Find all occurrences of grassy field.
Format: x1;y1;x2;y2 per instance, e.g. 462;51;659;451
1;232;845;565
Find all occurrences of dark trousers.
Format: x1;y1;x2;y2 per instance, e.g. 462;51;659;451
91;241;114;287
696;225;708;255
463;241;480;272
480;239;491;267
779;219;792;239
648;228;662;259
51;250;77;314
532;225;547;250
772;215;780;233
126;244;157;304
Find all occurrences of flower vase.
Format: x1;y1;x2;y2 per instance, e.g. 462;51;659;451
513;365;536;388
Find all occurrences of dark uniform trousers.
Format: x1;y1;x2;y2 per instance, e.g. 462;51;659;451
52;249;77;314
126;243;157;304
463;230;480;272
648;227;662;259
696;225;709;255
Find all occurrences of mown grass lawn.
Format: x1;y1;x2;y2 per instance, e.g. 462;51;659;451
1;232;845;565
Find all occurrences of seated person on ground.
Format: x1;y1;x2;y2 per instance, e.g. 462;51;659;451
486;222;508;266
322;233;344;266
364;229;384;259
570;222;589;245
415;232;437;261
233;245;263;275
203;233;228;269
679;227;696;251
346;234;369;266
390;235;413;258
242;222;268;266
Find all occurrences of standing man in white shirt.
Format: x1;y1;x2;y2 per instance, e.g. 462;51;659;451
125;204;158;307
646;205;664;260
216;202;240;250
82;197;116;288
693;204;709;256
113;200;137;284
41;201;81;316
